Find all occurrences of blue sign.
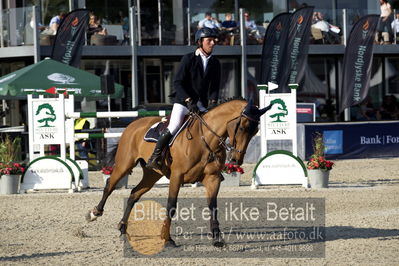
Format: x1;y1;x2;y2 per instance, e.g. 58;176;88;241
305;122;399;159
323;130;343;155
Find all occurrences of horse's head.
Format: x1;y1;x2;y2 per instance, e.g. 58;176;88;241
226;99;271;165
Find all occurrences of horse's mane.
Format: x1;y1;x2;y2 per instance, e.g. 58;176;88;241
208;97;247;111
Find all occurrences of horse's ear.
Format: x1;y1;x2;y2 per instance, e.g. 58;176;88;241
258;103;273;116
244;98;254;114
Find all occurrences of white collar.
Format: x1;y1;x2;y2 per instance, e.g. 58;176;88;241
195;48;212;59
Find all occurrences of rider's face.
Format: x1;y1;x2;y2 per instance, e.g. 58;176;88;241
201;37;217;55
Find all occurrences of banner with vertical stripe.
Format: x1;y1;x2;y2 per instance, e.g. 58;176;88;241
51;9;89;67
339;15;380;113
260;12;291;86
279;6;314;92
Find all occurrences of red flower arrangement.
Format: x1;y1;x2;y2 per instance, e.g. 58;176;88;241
223;163;244;174
307;132;334;171
0;162;25;175
307;156;334;170
101;166;113;175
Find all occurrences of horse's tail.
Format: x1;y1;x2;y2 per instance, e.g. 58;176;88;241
102;143;118;167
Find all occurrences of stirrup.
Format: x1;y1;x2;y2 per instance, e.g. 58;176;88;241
146;155;162;170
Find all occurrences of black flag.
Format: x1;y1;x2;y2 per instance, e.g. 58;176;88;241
260;12;291;86
339;15;380;113
280;6;314;92
51;9;89;67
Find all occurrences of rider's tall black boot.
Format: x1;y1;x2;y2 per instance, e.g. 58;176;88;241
146;128;173;170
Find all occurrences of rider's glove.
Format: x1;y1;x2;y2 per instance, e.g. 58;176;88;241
185;98;199;113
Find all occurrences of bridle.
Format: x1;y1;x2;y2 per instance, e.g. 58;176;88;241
227;112;260;160
192;111;259;162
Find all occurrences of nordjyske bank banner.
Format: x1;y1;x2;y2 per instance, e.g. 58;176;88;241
304;121;399;159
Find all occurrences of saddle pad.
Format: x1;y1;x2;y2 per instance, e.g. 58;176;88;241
144;118;190;146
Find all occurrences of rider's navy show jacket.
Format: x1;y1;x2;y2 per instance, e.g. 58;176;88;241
172;50;221;107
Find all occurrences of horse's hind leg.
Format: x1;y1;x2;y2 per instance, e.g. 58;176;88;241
202;174;225;247
118;161;162;235
86;159;135;222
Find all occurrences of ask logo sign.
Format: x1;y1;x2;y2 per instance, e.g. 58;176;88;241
32;100;64;144
264;94;296;140
269;98;288;123
35;103;57;127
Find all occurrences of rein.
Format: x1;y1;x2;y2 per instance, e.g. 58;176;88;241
192;111;247;162
193;112;230;151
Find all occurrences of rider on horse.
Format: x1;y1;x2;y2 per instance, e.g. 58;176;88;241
146;27;221;170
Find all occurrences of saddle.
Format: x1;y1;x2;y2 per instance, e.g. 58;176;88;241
143;115;191;146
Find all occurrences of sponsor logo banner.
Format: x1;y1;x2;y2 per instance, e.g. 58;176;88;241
324;130;343;155
279;6;314;92
51;9;89;67
260;13;291;85
305;122;399;159
339;15;380;113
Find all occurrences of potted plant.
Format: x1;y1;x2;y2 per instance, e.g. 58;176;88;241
306;132;334;188
0;136;25;194
101;166;128;189
221;163;244;187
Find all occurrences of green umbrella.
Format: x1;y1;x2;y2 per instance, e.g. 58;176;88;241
0;58;123;99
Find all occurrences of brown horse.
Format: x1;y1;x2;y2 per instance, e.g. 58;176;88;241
86;99;271;247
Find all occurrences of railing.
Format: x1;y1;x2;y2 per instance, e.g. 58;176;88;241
1;6;35;47
0;6;392;48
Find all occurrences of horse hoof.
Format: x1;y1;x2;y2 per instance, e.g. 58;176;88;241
85;207;103;222
118;221;127;235
212;237;225;247
85;210;98;222
164;239;177;248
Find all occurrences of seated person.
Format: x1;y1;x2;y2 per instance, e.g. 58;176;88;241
198;12;221;30
220;13;238;45
244;11;257;32
221;13;238;32
311;12;341;44
48;11;66;35
41;12;65;35
87;14;108;44
244;12;262;44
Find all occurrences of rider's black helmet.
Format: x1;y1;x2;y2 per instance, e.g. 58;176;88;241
195;27;219;44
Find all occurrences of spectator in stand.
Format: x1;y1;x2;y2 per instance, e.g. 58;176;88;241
378;0;393;44
87;14;108;44
220;13;238;45
198;12;221;30
311;11;341;44
48;11;66;35
244;11;257;32
244;11;262;44
221;13;238;32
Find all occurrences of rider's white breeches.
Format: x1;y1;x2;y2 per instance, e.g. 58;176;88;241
167;102;207;135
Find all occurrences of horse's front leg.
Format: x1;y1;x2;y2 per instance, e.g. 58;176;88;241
160;174;183;248
202;173;225;247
